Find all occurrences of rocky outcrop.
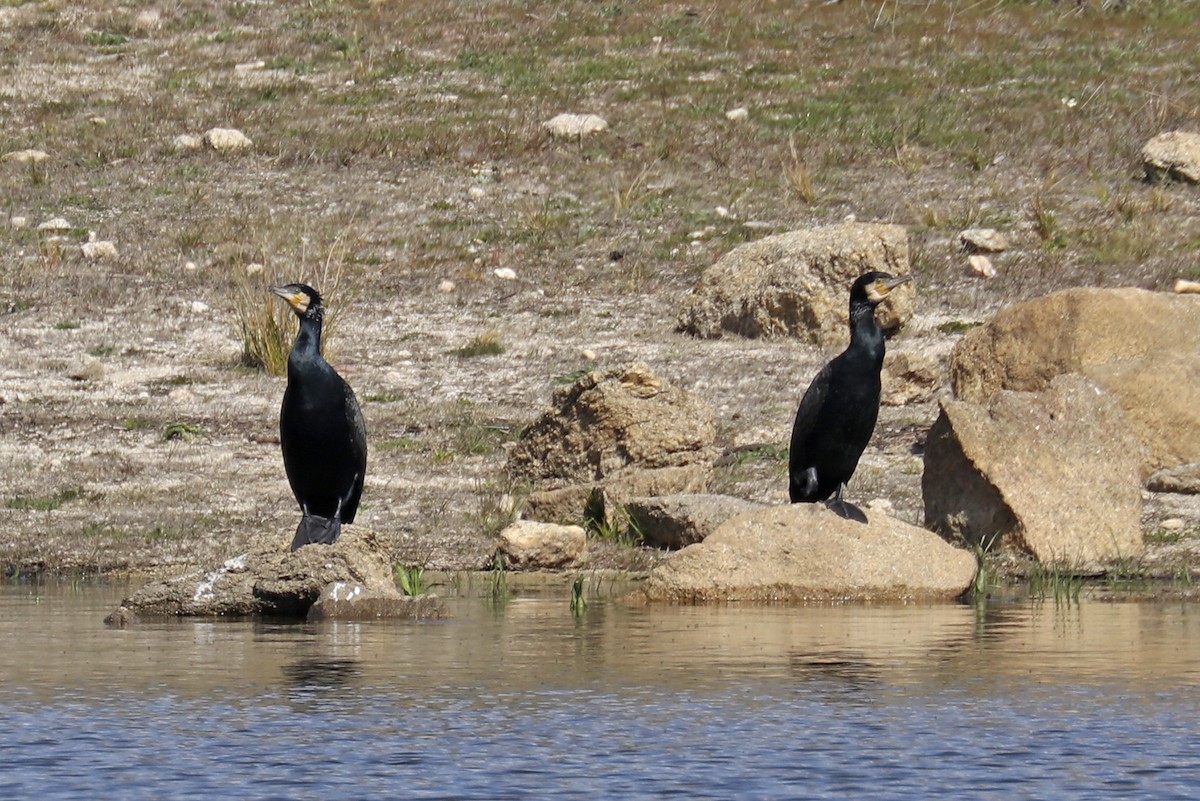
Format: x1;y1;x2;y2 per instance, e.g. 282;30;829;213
496;520;587;569
624;494;767;549
508;363;716;484
1142;130;1200;183
676;222;913;345
105;526;448;624
634;504;977;603
522;465;710;527
948;287;1200;474
923;375;1143;567
1147;464;1200;495
880;350;939;406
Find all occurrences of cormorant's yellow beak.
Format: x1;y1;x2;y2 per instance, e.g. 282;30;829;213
866;274;912;303
269;285;310;314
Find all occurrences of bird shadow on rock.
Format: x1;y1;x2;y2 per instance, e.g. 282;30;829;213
825;499;868;524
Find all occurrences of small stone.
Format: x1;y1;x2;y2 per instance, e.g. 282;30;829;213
184;261;198;271
715;206;730;218
497;521;587;570
89;116;107;127
1174;279;1200;295
468;186;486;199
191;301;210;314
37;217;72;232
66;355;104;382
438;280;456;293
1161;518;1186;532
202;127;254;153
960;228;1008;253
245;262;264;276
580;349;597;361
968;254;996;278
493;267;517;281
10;216;26;229
724;107;749;122
4;149;48;164
1142;130;1200;183
543;113;608;139
234;60;267;72
81;240;118;261
172;134;202;153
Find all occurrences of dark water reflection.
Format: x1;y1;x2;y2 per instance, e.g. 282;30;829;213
2;583;1199;799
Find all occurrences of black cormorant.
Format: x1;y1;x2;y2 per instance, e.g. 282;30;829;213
788;272;911;518
270;284;368;551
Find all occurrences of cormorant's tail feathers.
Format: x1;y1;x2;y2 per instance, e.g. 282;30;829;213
290;515;343;551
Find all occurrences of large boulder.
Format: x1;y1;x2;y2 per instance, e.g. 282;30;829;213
676;222;914;345
105;526;448;623
634;504;977;603
923;375;1143;567
949;287;1200;474
507;363;716;483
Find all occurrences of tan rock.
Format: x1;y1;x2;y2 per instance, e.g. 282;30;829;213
960;228;1009;253
881;350;939;406
4;149;48;164
543;113;608;138
949;287;1200;474
635;504;977;603
109;526;407;619
521;465;711;526
625;494;767;549
507;363;716;483
1142;130;1200;183
923;375;1143;567
497;520;587;569
202;127;254;153
676;222;913;345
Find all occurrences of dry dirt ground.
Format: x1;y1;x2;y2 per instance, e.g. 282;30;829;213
1;1;1198;581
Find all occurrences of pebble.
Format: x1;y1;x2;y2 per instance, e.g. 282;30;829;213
37;217;72;232
468;186;486;200
960;227;1009;253
202;127;254;153
245;262;264;276
1174;279;1200;295
968;254;996;278
1160;518;1185;532
11;216;26;229
81;241;118;261
543;113;608;139
493;268;517;281
234;60;267;72
724;107;749;122
191;301;210;314
172;134;203;153
438;280;456;293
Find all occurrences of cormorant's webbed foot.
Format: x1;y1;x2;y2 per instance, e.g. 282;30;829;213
824;484;868;524
290;514;343;551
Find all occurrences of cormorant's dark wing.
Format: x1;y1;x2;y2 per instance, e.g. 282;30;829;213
344;382;368;464
789;362;832;455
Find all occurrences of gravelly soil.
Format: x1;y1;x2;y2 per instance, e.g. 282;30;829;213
1;0;1198;582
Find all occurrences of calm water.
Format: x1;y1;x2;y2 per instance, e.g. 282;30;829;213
2;582;1199;800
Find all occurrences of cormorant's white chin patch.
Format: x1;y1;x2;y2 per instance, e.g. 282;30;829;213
289;293;310;313
865;282;890;303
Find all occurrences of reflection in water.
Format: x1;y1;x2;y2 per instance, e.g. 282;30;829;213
2;583;1200;799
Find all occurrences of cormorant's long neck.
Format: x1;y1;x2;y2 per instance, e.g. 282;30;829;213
289;314;324;370
847;302;885;364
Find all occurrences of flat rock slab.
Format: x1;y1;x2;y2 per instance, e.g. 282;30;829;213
106;526;448;624
1142;130;1200;183
633;504;977;603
